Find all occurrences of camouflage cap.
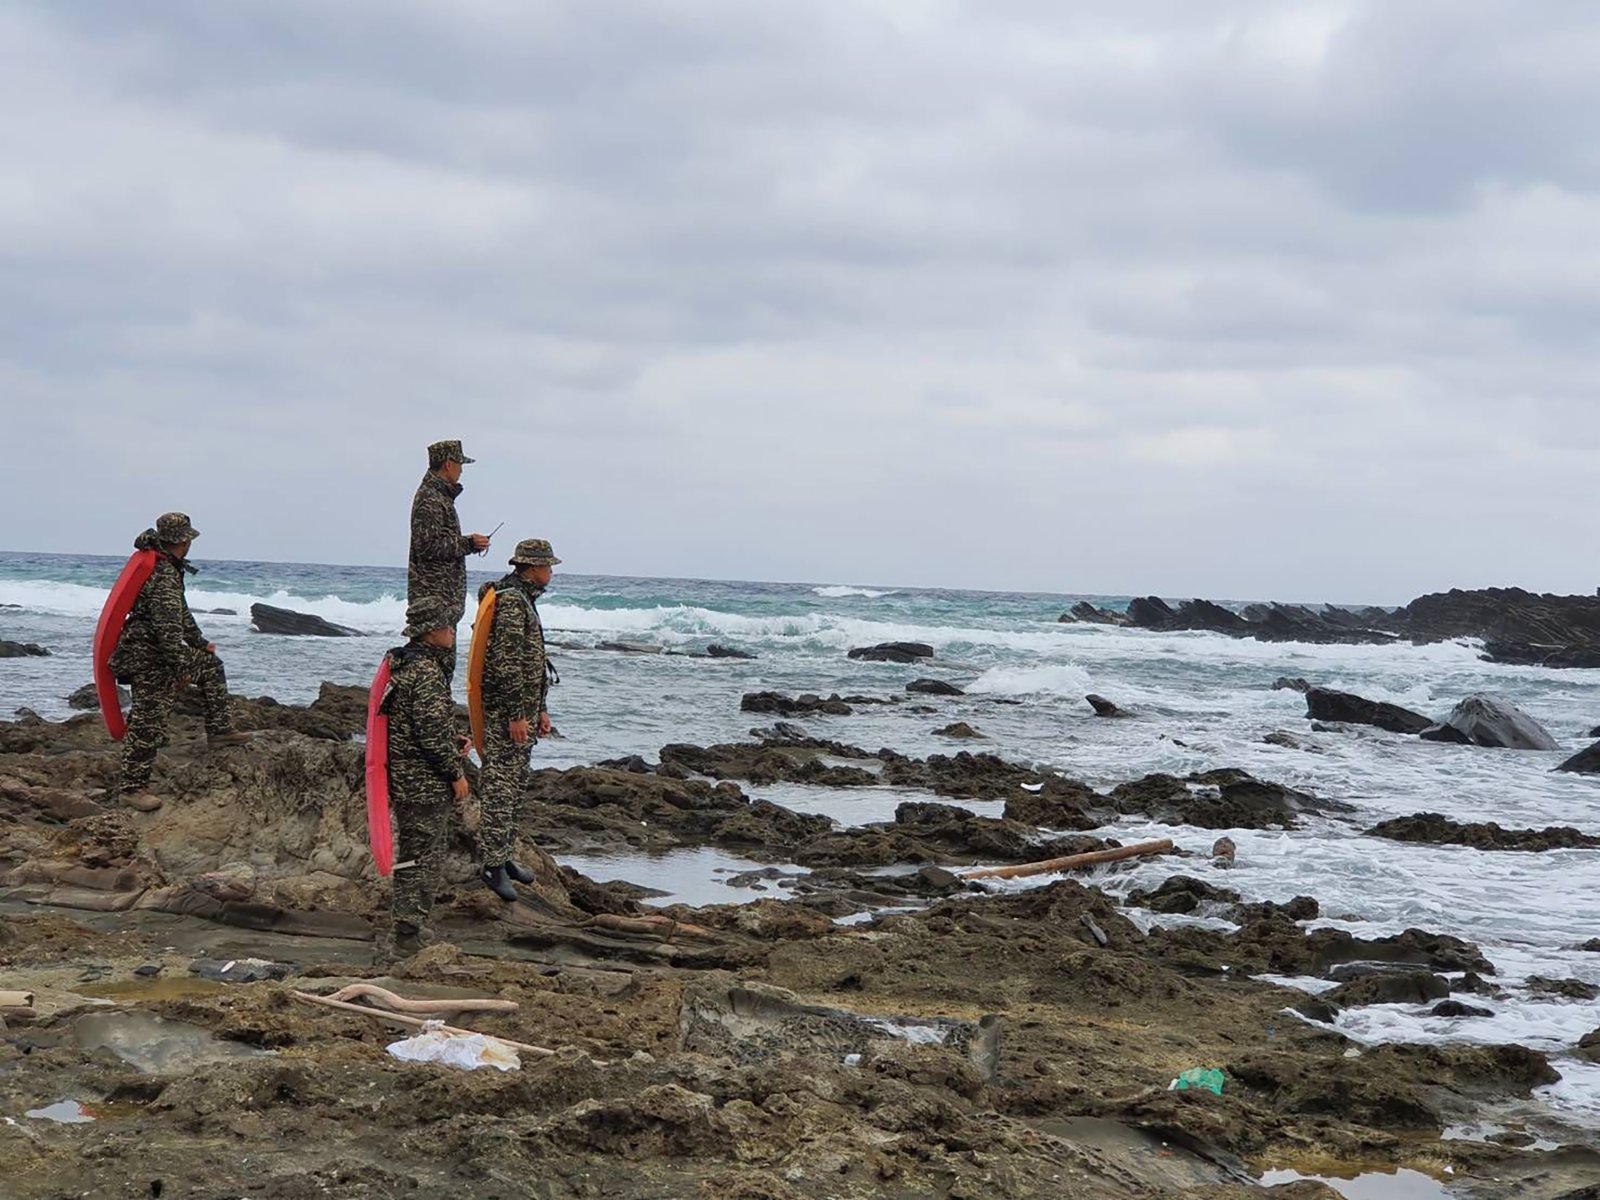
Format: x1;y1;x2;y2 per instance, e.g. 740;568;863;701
427;439;475;469
403;596;455;639
155;512;200;544
509;538;561;567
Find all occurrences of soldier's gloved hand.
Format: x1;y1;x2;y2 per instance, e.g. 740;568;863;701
468;533;490;552
451;774;469;802
537;712;552;738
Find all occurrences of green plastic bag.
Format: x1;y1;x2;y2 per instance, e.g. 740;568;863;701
1169;1067;1225;1096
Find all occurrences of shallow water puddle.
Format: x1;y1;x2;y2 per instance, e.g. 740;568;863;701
23;1100;95;1125
1259;1167;1451;1198
73;1011;269;1074
555;846;792;907
76;977;227;1003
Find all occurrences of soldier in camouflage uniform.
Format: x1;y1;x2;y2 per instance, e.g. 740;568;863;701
382;595;471;956
109;513;251;811
475;538;560;901
407;440;491;678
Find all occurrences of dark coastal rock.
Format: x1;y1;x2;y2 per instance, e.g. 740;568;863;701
907;678;963;696
1001;779;1101;829
1062;601;1130;626
1482;640;1600;668
1418;722;1473;745
740;692;853;717
1125;875;1240;915
1402;586;1600;648
249;603;359;638
705;644;756;660
1527;977;1600;1002
1366;812;1600;852
1272;677;1312;693
201;682;369;741
848;642;934;663
206;608;238;616
1150;923;1495;979
1085;694;1129;718
1327;972;1451;1007
1556;741;1600;775
69;682;127;711
0;640;50;658
597;640;663;654
1574;940;1600;953
1432;1001;1494;1018
934;722;985;740
1304;687;1432;735
1422;695;1560;751
1126;597;1178;628
1109;769;1330;830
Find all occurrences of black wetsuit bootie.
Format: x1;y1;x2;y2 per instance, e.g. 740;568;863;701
480;866;518;902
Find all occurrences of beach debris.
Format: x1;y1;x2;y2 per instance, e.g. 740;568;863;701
1080;914;1109;947
291;990;556;1058
325;983;518;1019
190;958;290;985
386;1022;521;1072
24;1101;95;1124
960;838;1174;882
1169;1067;1226;1096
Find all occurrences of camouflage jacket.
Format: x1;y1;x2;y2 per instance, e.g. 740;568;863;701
478;575;549;721
108;530;207;682
382;643;464;789
407;472;472;622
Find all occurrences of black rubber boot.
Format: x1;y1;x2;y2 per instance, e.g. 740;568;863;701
480;865;518;903
504;861;536;885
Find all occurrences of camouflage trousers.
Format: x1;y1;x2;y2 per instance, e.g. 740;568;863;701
119;648;231;793
390;795;452;933
477;713;532;866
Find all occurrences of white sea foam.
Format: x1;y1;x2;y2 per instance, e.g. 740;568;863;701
812;585;893;599
965;663;1095;698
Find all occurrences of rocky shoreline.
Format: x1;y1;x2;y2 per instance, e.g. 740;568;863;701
1063;586;1600;668
0;677;1598;1199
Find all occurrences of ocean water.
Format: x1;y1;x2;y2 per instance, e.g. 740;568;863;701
3;550;1599;1134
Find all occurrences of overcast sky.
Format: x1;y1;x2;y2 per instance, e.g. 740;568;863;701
4;1;1597;603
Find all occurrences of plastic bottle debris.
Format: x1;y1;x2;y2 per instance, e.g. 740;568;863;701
1169;1067;1226;1096
386;1021;521;1072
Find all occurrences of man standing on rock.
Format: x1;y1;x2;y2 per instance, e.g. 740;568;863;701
383;596;470;957
110;513;251;812
408;439;491;679
476;538;559;902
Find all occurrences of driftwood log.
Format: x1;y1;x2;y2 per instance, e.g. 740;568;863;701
326;983;519;1018
291;990;555;1057
960;838;1174;882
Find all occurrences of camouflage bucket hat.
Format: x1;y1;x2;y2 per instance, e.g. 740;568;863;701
509;538;561;567
427;439;475;469
155;512;200;544
404;596;455;639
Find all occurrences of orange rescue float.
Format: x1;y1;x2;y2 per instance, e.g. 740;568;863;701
466;586;497;757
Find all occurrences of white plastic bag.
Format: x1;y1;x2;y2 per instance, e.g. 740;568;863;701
385;1021;521;1072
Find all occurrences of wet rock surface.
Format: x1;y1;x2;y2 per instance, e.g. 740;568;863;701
0;703;1589;1198
0;639;51;657
248;603;360;637
1422;694;1561;750
1366;812;1600;851
1304;687;1433;734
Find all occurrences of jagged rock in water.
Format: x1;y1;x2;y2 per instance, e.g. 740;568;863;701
907;678;963;696
1273;677;1312;693
249;604;359;637
1421;695;1560;751
1304;687;1432;735
0;640;50;658
69;682;127;711
740;692;853;717
847;642;934;663
1085;694;1129;718
705;644;755;660
1366;813;1600;852
1126;597;1178;628
1556;741;1600;775
1326;972;1451;1007
934;722;985;739
1062;601;1130;625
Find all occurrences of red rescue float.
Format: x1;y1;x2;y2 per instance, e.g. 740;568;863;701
364;656;395;876
92;550;159;741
